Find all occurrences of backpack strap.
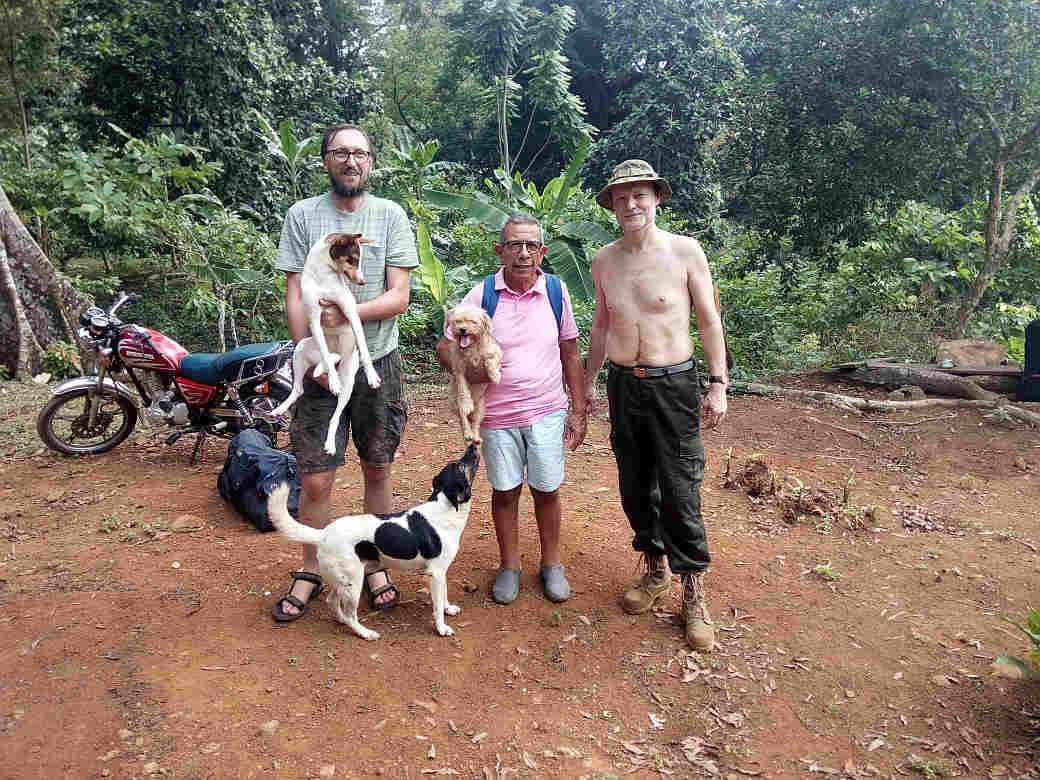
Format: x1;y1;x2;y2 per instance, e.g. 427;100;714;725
480;272;564;332
544;273;563;332
480;274;500;319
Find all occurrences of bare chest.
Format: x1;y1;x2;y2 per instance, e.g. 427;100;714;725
601;255;689;318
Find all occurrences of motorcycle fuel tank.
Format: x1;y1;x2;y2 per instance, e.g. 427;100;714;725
118;326;189;372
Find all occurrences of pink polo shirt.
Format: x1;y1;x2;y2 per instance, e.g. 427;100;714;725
448;270;579;430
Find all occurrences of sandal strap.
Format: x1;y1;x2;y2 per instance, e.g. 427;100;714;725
289;570;323;587
368;582;398;599
278;594;306;611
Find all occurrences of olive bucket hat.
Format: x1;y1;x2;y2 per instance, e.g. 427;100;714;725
596;159;672;209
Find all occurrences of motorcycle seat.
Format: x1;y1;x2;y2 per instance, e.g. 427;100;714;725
179;342;285;386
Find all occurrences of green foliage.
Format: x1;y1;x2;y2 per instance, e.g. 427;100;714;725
4;0;1040;374
42;341;80;379
996;608;1040;680
452;0;593;176
251;110;320;204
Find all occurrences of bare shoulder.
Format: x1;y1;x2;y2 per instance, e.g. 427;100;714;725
591;238;622;273
667;233;707;262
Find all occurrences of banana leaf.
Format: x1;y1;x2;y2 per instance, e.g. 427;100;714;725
426;190;512;232
546;238;593;302
414;220;447;307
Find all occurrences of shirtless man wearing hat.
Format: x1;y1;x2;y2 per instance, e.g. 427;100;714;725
583;159;729;652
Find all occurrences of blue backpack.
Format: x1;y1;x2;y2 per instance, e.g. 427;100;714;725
480;273;564;331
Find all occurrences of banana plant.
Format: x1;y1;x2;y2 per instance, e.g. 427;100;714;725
425;138;613;301
378;128;460;204
251;110;320;201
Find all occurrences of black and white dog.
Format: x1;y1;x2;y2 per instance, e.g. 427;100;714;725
267;445;480;640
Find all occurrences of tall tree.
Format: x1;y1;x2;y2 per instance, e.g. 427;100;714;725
0;0;66;170
451;0;594;178
589;0;747;226
733;0;1040;333
56;0;373;220
0;184;85;378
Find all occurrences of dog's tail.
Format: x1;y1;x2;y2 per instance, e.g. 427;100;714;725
267;483;324;546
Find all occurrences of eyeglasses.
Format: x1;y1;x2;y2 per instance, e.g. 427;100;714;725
501;240;543;254
326;148;372;162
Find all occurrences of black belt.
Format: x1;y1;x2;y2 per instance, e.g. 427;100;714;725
609;359;695;378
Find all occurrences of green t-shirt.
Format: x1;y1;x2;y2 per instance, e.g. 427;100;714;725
276;193;419;360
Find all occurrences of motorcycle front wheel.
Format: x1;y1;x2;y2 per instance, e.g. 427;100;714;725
37;388;138;455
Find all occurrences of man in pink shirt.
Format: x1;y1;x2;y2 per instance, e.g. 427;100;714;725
437;214;587;603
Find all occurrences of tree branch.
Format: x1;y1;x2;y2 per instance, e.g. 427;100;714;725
1002;116;1040;162
996;162;1040;252
980;106;1006;148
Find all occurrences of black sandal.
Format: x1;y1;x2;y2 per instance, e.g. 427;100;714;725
271;570;324;623
364;569;400;611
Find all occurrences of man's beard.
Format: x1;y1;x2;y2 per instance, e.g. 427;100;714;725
329;172;368;198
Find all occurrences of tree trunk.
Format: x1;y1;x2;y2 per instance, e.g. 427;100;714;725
730;381;1040;427
0;184;86;378
950;118;1040;338
845;363;999;401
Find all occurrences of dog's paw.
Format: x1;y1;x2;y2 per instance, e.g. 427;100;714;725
355;627;381;641
458;399;474;416
323;440;338;456
489;368;502;384
445;604;461;616
435;623;455;637
365;370;382;389
327;373;343;395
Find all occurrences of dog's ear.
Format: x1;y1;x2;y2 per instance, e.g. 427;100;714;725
480;308;493;335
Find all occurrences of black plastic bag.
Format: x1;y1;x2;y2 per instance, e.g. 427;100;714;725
218;429;300;532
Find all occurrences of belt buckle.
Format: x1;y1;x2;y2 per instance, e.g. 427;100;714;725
633;366;648;378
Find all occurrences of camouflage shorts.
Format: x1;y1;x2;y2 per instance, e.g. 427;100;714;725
290;350;407;473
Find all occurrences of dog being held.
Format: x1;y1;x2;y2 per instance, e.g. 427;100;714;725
270;231;381;455
444;304;502;444
267;445;480;640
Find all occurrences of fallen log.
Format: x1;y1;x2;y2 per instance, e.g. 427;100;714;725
843;362;999;401
730;381;1040;427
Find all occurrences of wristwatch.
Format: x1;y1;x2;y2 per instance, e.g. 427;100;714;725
708;375;727;386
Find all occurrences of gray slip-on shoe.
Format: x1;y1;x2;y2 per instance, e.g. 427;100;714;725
492;567;522;604
540;564;571;603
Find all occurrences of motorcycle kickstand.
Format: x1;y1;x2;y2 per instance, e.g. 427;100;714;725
190;430;208;465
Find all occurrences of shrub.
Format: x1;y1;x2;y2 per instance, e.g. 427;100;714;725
42;341;81;379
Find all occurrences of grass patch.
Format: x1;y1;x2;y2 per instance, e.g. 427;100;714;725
0;381;53;458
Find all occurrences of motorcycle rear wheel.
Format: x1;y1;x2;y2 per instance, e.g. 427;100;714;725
37;388;138;455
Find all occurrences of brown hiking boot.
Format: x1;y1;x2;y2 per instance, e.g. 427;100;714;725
681;572;715;652
622;554;672;614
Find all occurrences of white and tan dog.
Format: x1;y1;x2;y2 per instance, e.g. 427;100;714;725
270;232;381;455
444;304;502;444
267;445;480;640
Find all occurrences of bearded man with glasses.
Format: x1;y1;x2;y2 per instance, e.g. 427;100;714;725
271;124;419;622
436;214;588;605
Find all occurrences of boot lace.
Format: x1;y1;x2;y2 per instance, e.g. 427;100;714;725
682;574;711;624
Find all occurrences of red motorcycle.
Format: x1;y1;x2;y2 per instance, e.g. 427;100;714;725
37;292;294;459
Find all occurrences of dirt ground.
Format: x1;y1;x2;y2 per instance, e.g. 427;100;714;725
1;379;1039;779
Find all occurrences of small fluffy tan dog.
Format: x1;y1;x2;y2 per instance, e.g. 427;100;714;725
444;304;502;444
